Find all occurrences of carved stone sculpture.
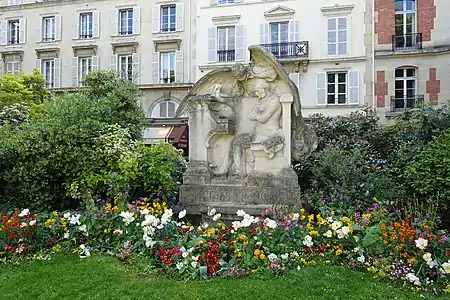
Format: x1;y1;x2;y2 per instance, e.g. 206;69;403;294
175;45;318;219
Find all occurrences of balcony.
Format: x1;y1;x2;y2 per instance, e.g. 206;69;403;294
389;94;424;113
217;50;235;63
392;33;422;51
259;41;309;59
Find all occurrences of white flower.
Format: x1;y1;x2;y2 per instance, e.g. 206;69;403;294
441;261;450;274
292;213;300;221
79;224;87;232
405;273;421;286
297;266;301;271
160;209;173;225
113;229;123;235
178;210;187;219
141;214;159;228
357;256;365;263
145;239;156;248
63;212;71;219
212;213;222;221
324;230;333;238
201;222;209;229
69;214;81;225
336;226;350;239
268;253;278;262
120;211;135;226
423;253;432;262
303;235;313;247
232;221;241;231
265;218;277;229
326;217;333;223
140;208;150;215
18;209;29;217
63;232;70;239
281;253;289;260
236;209;246;217
415;237;428;250
78;244;91;259
192;255;199;262
290;251;299;258
176;262;184;270
353;246;362;253
331;221;342;231
191;261;198;268
29;220;36;226
182;252;189;258
240;214;258;228
20;222;27;228
156;224;164;230
208;208;216;216
426;260;435;268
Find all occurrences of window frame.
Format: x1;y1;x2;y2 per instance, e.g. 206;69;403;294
42;16;56;42
160;52;176;84
160;5;176;33
326;72;348;105
7;19;20;45
119;8;134;36
217;26;236;62
6;61;21;75
154;100;178;118
118;54;133;81
78;56;92;86
79;12;93;39
327;16;348;56
41;59;55;88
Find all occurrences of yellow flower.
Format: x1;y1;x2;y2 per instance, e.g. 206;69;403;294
44;218;56;229
300;208;305;214
342;216;351;224
254;249;261;256
252;269;258;274
309;230;319;236
104;228;112;234
52;211;58;217
308;215;315;222
306;223;314;230
205;228;216;237
336;248;343;256
300;215;306;221
52;245;61;253
238;234;247;241
259;253;265;260
237;251;242;257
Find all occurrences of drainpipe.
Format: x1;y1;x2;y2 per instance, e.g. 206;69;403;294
372;0;376;109
187;0;192;84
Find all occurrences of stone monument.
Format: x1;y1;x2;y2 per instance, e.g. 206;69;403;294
175;45;318;220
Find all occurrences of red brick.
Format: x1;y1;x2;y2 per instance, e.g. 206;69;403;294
375;0;395;45
426;68;440;103
417;0;436;42
376;71;388;107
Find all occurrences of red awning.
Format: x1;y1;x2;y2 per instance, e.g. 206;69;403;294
166;126;188;148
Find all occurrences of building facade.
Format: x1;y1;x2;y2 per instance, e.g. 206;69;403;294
0;0;196;145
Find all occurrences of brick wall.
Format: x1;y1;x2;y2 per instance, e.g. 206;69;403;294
376;71;388;107
417;0;436;42
426;68;440;103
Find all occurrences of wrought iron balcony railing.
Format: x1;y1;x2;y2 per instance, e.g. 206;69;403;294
217;50;235;62
259;41;309;59
390;94;424;112
392;33;422;51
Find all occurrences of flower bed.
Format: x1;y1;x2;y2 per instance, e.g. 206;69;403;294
1;201;449;295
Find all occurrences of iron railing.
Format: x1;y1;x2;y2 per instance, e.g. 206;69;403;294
259;41;309;59
217;50;235;62
392;33;422;51
390;94;424;112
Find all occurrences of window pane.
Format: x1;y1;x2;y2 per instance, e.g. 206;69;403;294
395;69;404;78
328;18;336;30
338;83;346;93
395;0;404;11
406;0;415;11
338;73;346;83
328;31;336;43
159;102;167;117
395;80;404;89
338;43;347;55
167;101;176;117
328;44;336;55
338;30;347;42
327;95;335;104
406;68;415;77
327;84;335;93
327;74;335;83
406;79;415;89
338;94;346;104
338;18;347;29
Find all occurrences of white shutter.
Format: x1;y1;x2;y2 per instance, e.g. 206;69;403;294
175;3;184;32
92;11;100;38
289;20;300;43
132;53;140;84
55;15;62;41
0;21;7;45
152;5;161;33
35;59;42;72
6;62;13;74
208;27;217;63
19;18;26;44
110;9;118;36
72;13;79;39
13;62;20;74
235;25;245;62
289;73;300;93
210;0;218;4
260;23;269;44
54;58;61;88
316;72;327;105
348;70;360;105
92;56;99;71
110;54;118;71
152;52;160;84
72;57;79;87
36;17;42;43
175;50;184;83
133;7;141;35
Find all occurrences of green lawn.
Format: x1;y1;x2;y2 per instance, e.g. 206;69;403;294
0;255;441;300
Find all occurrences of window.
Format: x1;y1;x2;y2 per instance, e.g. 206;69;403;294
7;20;20;44
7;0;22;5
394;0;417;48
156;101;178;118
78;57;92;85
394;68;417;110
6;61;20;75
217;26;235;62
118;55;133;81
161;5;176;32
119;9;133;35
160;52;175;83
79;12;93;39
41;59;55;88
42;17;55;42
269;22;288;57
327;17;348;56
218;0;235;4
327;72;347;104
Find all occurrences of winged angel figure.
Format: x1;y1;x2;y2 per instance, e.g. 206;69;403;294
176;45;318;179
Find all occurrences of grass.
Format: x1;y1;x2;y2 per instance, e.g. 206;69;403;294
0;255;442;300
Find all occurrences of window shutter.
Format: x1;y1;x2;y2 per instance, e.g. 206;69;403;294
55;15;62;41
54;58;61;88
152;5;161;33
110;9;118;36
36;18;42;42
316;72;327;105
72;13;79;39
288;20;300;43
208;27;217;63
35;59;42;72
6;62;12;74
133;7;141;35
19;18;26;44
210;0;218;5
152;52;160;84
175;3;184;32
289;73;300;93
72;57;79;87
175;50;184;83
0;21;7;45
259;23;269;44
338;17;348;55
235;25;245;62
92;56;99;71
348;70;360;105
110;54;118;71
132;53;140;84
92;11;100;38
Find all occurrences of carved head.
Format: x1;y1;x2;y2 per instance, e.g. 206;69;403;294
246;78;270;99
